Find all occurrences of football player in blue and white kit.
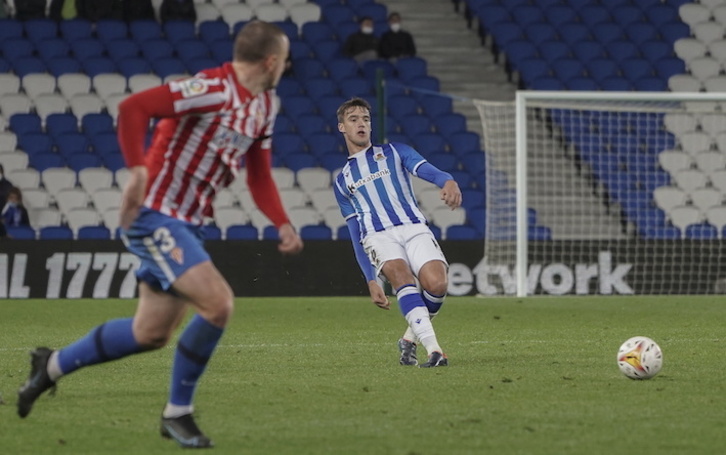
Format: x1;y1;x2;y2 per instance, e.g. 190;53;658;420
333;97;462;368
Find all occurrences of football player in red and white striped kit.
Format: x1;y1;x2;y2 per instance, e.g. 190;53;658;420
17;21;303;449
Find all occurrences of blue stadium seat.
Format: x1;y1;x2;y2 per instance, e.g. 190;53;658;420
0;38;35;62
625;22;658;46
0;18;23;41
620;58;654;82
226;225;259;240
446;225;480;240
103;153;126;172
420;96;452;119
326;58;360;83
646;4;679;26
59;18;93;42
277;78;303;97
67;152;103;172
6;225;36;239
566;77;599;90
543;5;578;27
129;20;163;44
284;153;318;172
209;39;233;64
553;58;586;81
12;57;48;78
641;40;674;64
96;20;129;43
361;59;396;80
83;57;118;78
659;21;690;44
296;115;329;138
339;77;373;97
491;22;524;51
71;38;106;61
273;133;306;158
106;39;140;63
77;225;111;239
578;5;611;28
428;224;442;240
152;57;187;79
355;3;388;23
142;39;175;61
40;226;73;239
30;152;65;171
450;170;473;189
600;76;633;91
399;114;432;136
37;39;70;62
293;58;326;79
461;188;485;210
198;21;230;45
56;133;91;159
306;133;341;158
411;132;446;155
281;95;317;117
517;58;550;86
503;40;538;73
273;21;298;43
117;57;152;79
163;20;197;45
314;40;341;63
303;77;337;99
427;152;458;173
289;40;313;61
641;225;681;240
633;77;668;92
558;23;590;46
333;21;359;43
572;41;605;63
315;95;346;120
24;19;58;44
434;113;467;138
322;4;355;26
407;76;440;98
46;113;79;139
654;57;685;81
319;152;345;172
0;57;11;72
466;207;486;236
586;58;620;83
448;132;481;156
10;114;42;136
537;40;570;64
90;132;121;156
82;113;114;137
176;39;211;63
300;225;333;240
302;22;336;45
273;114;295;135
387;95;419;120
523;22;557;44
47;57;83;77
591;22;623;44
511;5;545;27
460;151;486;178
610;5;644;27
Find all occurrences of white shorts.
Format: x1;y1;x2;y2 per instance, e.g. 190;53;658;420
362;224;447;278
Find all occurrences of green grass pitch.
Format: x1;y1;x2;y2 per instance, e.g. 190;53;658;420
1;296;725;455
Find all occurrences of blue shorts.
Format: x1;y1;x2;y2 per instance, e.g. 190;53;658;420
121;207;210;292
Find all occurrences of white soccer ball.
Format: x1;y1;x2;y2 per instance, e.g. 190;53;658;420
617;336;663;380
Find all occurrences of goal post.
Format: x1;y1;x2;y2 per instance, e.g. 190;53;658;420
474;91;726;297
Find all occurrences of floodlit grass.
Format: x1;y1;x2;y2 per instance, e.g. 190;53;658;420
1;296;725;455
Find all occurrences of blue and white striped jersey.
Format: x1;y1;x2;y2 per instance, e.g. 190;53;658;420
333;142;429;240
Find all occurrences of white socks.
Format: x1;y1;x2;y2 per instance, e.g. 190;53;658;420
47;351;63;382
403;306;442;355
163;403;194;419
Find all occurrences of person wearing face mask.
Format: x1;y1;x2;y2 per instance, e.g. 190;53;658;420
1;187;30;228
379;12;417;61
343;16;379;63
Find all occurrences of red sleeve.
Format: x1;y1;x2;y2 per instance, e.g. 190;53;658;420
245;141;290;229
117;85;177;168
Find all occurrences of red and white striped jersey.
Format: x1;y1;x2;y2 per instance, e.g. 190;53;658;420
141;63;278;224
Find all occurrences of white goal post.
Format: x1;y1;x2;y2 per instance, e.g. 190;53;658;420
474;91;726;297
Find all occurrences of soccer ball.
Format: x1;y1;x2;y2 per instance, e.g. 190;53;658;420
617;336;663;380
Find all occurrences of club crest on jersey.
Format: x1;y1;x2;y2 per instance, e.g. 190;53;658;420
170;247;184;265
179;78;209;98
374;151;385;161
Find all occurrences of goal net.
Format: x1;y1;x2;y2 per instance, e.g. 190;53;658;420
474;91;726;296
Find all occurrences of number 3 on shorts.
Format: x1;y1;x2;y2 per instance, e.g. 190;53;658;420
153;227;176;253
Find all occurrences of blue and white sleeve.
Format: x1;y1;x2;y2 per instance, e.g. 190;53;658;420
391;142;453;188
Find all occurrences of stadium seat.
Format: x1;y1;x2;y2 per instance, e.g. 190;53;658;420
225;224;259;240
6;225;36;239
31;208;63;229
284;153;318;172
96;20;129;44
77;225;111;239
66;207;102;236
288;3;322;32
24;18;58;44
117;57;152;79
56;133;91;159
39;225;74;240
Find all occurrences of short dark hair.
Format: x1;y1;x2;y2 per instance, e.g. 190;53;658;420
359;16;373;24
388;12;401;21
233;20;286;63
337;97;372;123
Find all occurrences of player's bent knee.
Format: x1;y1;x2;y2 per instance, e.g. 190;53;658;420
201;288;234;328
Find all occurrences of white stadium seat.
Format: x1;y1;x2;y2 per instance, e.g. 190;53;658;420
653;186;688;212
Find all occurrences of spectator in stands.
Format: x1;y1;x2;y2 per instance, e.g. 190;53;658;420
343;16;379;63
0;164;15;210
1;187;30;228
159;0;196;23
6;0;48;20
379;12;417;60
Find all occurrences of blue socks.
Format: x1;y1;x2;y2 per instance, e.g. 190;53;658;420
57;318;142;375
168;314;224;407
421;290;445;316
